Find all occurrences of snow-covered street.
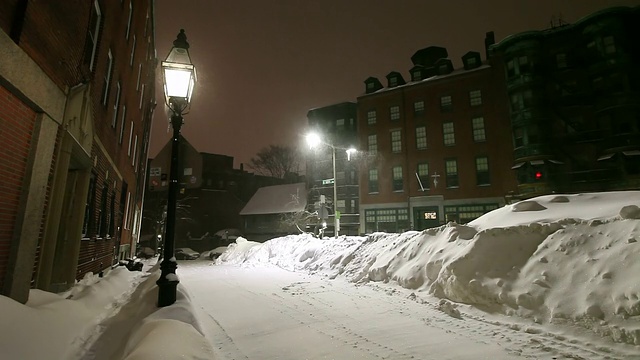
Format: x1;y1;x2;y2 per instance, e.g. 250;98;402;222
2;191;639;359
182;262;631;359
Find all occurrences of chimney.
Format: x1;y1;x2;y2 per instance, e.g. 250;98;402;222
484;31;495;60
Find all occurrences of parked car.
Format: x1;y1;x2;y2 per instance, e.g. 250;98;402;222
175;247;200;260
201;246;228;260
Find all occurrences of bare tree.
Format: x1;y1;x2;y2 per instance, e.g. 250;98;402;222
248;145;300;180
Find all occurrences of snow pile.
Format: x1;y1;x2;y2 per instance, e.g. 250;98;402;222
0;267;144;359
218;191;640;345
0;263;216;360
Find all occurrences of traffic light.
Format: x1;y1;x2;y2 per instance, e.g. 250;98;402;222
534;171;543;181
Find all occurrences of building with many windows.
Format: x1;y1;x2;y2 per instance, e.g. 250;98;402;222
306;102;360;235
490;6;640;199
357;37;518;234
0;0;155;301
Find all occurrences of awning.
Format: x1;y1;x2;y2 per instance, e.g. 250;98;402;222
511;162;524;169
623;150;640;156
597;153;615;161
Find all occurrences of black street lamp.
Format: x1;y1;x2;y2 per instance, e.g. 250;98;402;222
157;29;196;307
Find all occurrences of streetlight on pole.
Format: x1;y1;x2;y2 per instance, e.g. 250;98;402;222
157;29;196;307
306;133;356;238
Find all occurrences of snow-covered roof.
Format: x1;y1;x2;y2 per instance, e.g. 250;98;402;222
240;182;307;215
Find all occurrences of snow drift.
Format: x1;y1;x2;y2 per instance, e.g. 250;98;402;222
218;191;640;345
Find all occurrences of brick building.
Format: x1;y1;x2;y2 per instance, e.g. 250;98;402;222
143;136;286;249
356;36;518;234
490;6;640;199
0;0;156;302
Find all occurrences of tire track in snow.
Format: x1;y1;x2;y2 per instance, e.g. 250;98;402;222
254;289;418;360
361;282;633;360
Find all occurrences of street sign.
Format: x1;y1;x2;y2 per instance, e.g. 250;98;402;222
322;178;335;185
335;211;341;220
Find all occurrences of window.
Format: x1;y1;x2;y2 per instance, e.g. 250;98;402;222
518;56;530;73
82;174;97;237
101;50;113;105
511;90;532;111
472;116;486;142
416;126;427;149
98;186;108;237
391;130;402;153
445;204;498;224
367;134;377;153
507;60;516;78
368;169;378;193
84;1;102;71
476;156;490;185
124;192;131;230
390;105;400;121
507;56;531;78
440;95;452;111
556;53;567;69
469;90;482;106
136;63;142;90
364;208;409;233
445;159;459;188
528;126;540;144
389;77;398;87
108;192;115;237
126;0;133;39
144;9;149;37
130;35;136;66
139;84;145;109
443;122;455;146
514;127;524;148
119;106;126;144
128;121;134;156
412;70;422;81
132;135;138;167
417;163;429;190
367;82;375;91
604;36;616;54
367;110;377;125
392;166;403;191
112;82;121;128
336;118;345;131
467;57;477;67
413;100;424;115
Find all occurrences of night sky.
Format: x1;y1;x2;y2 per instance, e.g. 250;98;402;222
151;0;640;168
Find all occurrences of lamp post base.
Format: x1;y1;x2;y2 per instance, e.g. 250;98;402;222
156;259;179;307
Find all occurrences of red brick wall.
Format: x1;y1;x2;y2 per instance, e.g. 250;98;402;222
76;238;117;280
0;85;36;289
13;0;90;91
358;65;517;205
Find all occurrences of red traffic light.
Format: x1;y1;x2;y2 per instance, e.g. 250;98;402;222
535;171;543;180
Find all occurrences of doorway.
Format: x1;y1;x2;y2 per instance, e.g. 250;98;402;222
413;206;439;230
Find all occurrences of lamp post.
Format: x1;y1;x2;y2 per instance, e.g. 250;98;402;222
306;133;356;238
157;29;196;307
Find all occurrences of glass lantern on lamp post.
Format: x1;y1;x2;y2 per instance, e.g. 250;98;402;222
157;29;196;307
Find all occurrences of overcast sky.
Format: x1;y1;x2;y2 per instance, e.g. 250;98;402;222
150;0;640;167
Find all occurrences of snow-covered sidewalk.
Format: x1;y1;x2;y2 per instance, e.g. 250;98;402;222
0;261;216;360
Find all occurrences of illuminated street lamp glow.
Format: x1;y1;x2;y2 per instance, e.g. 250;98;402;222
306;132;321;148
346;147;356;161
